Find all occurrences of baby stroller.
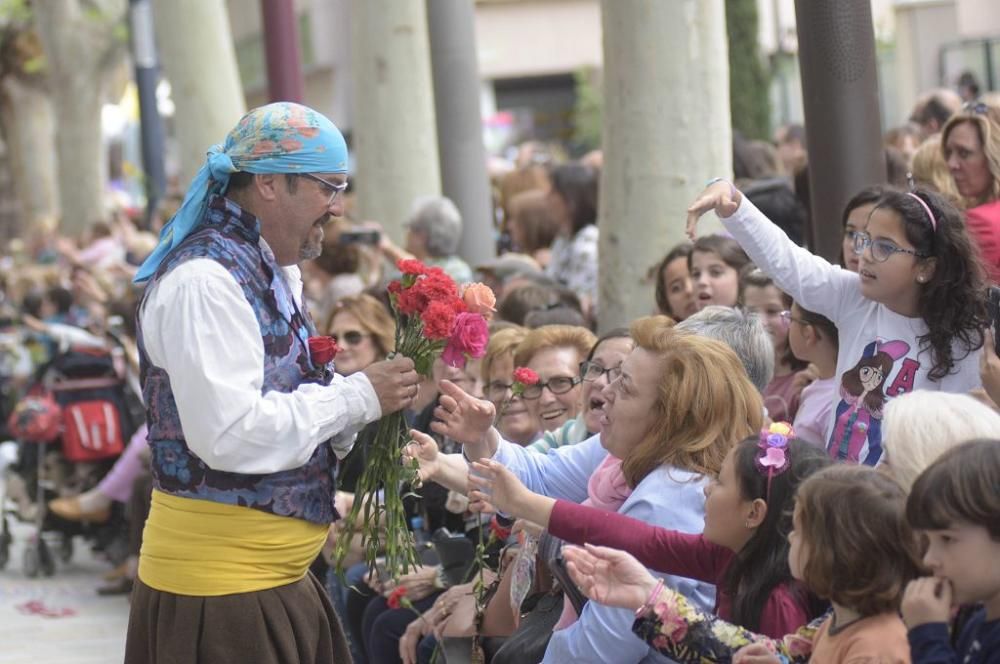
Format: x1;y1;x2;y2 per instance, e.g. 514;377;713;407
0;342;141;577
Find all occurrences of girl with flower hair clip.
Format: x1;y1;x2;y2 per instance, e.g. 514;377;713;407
553;465;922;662
468;423;831;640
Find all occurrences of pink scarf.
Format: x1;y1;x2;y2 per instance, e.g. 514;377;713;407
554;454;632;630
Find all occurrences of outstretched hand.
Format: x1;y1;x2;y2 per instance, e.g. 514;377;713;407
403;430;440;484
562;543;659;611
430;379;496;447
468;459;545;524
685;179;742;239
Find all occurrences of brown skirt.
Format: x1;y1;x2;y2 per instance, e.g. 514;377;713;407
124;573;352;664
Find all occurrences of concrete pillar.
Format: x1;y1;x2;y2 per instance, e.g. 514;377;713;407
351;0;441;244
153;0;245;186
599;0;732;331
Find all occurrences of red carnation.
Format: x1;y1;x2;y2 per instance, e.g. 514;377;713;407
387;586;408;610
395;287;426;316
308;335;341;365
489;515;512;541
421;300;458;340
412;270;459;304
397;259;429;276
387;280;402;296
512;367;540;386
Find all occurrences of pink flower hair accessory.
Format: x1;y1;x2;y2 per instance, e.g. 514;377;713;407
756;422;794;500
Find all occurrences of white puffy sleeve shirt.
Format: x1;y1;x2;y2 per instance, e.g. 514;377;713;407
139;258;381;475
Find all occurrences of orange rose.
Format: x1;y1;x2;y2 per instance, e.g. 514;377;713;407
462;283;496;318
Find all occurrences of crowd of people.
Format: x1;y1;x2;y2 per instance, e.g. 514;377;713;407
0;83;999;664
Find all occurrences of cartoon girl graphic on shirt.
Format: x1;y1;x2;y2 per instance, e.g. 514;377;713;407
829;339;910;466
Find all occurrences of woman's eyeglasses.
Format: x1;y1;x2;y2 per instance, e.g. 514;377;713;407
520;376;581;400
331;330;368;346
852;231;928;263
579;360;622;383
485;375;582;400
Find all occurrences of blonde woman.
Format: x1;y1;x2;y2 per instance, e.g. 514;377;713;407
429;318;763;664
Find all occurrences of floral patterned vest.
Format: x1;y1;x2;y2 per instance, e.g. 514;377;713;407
136;195;339;524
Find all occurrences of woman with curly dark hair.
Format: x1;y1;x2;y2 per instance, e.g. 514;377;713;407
687;181;987;467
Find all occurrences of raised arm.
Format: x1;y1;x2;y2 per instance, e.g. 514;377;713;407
687;179;859;322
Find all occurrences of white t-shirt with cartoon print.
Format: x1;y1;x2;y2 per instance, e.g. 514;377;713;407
719;197;983;465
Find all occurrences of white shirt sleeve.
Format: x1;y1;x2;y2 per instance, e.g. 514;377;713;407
721;195;861;323
141;259;381;474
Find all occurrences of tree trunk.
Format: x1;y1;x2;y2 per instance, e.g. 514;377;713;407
351;0;441;244
0;75;58;232
152;0;245;187
33;0;127;237
598;0;732;331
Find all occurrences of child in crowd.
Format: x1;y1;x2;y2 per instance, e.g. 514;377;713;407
840;185;889;272
785;304;839;447
469;425;831;638
689;235;752;311
903;439;1000;662
740;269;809;422
652;242;697;321
561;465;919;662
688;182;988;466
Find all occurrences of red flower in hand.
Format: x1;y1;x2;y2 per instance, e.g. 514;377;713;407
387;585;409;610
421;300;458;340
489;515;512;541
308;335;341;365
512;367;540;386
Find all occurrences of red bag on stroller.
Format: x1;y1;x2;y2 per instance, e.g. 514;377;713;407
7;393;62;444
10;345;131;461
60;399;124;461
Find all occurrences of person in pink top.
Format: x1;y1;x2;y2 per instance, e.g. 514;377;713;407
784;303;840;447
942;101;1000;283
468;424;831;638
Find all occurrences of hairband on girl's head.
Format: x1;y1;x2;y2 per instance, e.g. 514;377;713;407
757;422;794;501
906;192;937;232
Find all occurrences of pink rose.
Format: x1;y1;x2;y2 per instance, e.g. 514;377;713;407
442;313;489;368
462;283;496;318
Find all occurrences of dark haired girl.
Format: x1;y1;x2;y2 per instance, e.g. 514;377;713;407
688;182;988;466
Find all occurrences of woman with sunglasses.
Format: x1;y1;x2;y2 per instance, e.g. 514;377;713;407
324;294;396;377
942;101;1000;282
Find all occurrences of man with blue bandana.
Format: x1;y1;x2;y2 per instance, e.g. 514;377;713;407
124;103;420;663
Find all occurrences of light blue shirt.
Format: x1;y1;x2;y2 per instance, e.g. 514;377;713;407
491;433;715;664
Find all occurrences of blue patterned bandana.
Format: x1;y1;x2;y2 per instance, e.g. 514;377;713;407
135;102;348;282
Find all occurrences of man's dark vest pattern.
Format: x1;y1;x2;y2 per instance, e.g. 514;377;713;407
137;195;339;524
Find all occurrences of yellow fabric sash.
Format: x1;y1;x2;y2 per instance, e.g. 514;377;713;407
138;490;327;596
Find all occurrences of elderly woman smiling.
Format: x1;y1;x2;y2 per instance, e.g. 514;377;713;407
422;317;762;664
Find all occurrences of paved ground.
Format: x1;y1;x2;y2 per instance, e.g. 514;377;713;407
0;480;129;664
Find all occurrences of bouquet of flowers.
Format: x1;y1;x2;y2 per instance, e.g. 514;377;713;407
333;259;495;578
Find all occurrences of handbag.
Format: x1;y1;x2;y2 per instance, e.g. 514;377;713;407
539;532;588;614
489;590;564;664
